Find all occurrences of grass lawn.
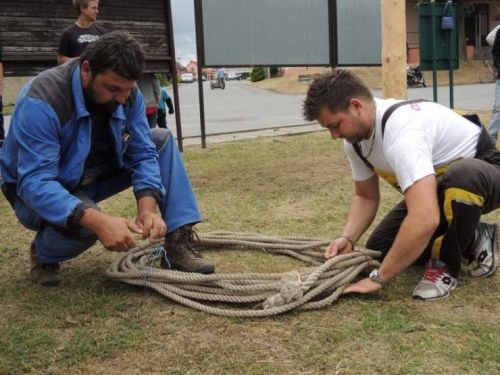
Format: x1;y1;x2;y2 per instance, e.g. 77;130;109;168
0;129;499;374
3;104;14;116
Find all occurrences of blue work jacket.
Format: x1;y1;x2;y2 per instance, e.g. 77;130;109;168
0;61;165;227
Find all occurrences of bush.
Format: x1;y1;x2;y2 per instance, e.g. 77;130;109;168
156;73;171;87
250;67;266;82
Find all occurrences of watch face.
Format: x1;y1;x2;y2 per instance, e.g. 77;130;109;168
369;269;383;285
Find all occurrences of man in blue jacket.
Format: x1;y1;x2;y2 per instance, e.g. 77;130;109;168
0;32;214;286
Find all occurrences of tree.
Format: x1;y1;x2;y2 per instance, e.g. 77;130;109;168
250;67;266;82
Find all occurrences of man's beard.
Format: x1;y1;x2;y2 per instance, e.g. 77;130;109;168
345;120;372;144
84;81;119;115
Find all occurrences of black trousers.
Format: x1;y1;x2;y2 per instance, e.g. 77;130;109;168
157;109;168;129
366;135;500;277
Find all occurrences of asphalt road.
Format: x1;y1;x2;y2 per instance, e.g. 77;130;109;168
3;81;496;138
170;80;307;138
170;80;496;138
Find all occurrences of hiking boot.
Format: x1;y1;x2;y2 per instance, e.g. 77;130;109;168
469;222;498;278
30;242;61;287
161;227;215;274
412;259;457;301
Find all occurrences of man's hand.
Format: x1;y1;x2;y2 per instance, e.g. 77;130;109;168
79;209;143;252
136;211;167;241
324;236;353;258
342;277;382;295
95;215;143;252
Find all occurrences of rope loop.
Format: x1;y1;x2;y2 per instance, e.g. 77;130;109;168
106;232;381;317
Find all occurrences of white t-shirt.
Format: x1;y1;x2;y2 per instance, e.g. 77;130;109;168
345;98;480;192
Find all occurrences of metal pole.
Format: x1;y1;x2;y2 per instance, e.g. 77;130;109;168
431;2;438;103
448;29;454;108
165;0;183;151
448;4;454;109
194;0;207;148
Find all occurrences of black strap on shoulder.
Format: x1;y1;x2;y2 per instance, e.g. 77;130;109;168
381;99;427;137
352;143;373;169
353;99;427;170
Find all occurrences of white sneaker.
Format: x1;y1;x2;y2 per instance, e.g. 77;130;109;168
470;222;498;278
412;259;457;301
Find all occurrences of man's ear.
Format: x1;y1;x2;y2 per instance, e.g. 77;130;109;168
349;98;364;116
349;98;363;109
80;61;92;86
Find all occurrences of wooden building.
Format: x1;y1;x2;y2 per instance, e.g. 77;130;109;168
0;0;175;76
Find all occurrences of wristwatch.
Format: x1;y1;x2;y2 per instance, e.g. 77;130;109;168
369;269;387;287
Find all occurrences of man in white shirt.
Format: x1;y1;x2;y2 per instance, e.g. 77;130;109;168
303;70;500;300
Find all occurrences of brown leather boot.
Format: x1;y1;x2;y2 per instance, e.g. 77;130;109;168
30;242;61;287
161;227;215;274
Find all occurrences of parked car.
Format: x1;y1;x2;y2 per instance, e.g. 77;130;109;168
227;72;242;81
180;73;195;83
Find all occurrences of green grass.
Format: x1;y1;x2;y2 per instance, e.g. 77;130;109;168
0;130;498;374
2;103;14;115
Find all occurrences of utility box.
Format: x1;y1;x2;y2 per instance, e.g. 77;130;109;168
418;2;458;71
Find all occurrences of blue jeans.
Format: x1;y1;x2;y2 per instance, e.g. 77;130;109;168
11;129;201;263
488;79;500;141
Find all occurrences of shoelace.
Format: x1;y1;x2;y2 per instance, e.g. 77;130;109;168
422;262;447;283
180;230;203;258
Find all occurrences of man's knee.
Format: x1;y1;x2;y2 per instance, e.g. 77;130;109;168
366;233;391;254
37;226;98;263
150;128;172;151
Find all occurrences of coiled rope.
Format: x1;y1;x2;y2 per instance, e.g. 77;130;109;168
106;231;381;317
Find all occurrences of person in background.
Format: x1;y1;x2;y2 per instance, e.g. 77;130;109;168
57;0;107;65
303;70;499;301
137;72;160;128
216;67;225;85
1;32;214;287
157;86;174;129
487;24;500;141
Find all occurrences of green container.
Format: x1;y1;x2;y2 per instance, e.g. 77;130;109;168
418;2;458;71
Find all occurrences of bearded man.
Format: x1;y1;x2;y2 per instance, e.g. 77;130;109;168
1;32;214;287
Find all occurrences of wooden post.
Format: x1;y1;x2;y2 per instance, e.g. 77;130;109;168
381;0;407;99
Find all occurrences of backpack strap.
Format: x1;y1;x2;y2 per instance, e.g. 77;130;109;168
381;99;427;137
353;99;427;170
352;142;374;169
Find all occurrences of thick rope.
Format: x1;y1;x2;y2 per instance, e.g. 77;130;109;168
106;232;381;317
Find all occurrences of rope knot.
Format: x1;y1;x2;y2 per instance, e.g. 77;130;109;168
262;271;303;309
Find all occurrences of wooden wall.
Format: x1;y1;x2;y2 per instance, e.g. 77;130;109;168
0;0;173;76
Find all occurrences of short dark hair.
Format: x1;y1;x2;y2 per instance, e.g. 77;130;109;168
303;69;373;121
80;31;145;81
73;0;93;16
